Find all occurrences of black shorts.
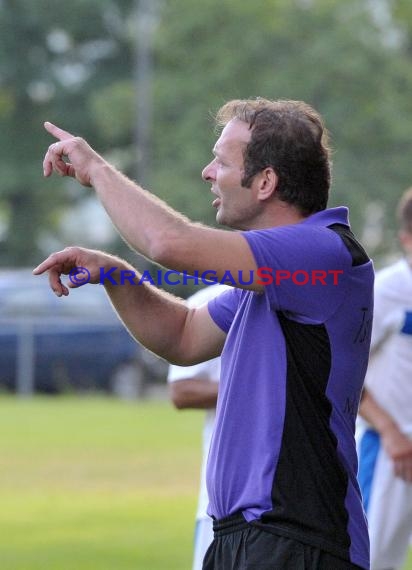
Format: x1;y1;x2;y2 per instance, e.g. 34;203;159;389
202;513;365;570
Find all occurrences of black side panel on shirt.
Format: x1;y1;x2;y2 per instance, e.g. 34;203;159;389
258;313;351;560
327;223;370;266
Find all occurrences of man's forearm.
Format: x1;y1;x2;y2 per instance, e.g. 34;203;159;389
359;389;398;435
360;388;412;480
88;163;261;289
90;162;192;268
103;262;189;363
170;378;219;410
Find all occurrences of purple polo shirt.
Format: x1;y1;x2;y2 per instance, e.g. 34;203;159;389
207;207;373;569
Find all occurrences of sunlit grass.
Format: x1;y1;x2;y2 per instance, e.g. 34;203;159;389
0;396;203;570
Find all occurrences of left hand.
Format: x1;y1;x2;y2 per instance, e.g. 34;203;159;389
33;246;115;297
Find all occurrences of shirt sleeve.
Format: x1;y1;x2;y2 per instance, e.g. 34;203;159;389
242;224;352;323
167;284;229;383
208;287;241;333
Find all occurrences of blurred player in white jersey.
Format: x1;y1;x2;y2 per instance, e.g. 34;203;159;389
358;187;412;570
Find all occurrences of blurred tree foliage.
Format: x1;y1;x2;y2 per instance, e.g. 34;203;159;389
1;0;412;267
152;0;412;261
0;0;135;265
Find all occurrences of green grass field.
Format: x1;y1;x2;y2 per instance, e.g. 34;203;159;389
0;395;412;570
0;396;203;570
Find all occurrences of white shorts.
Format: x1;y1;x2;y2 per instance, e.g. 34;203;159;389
192;516;214;570
358;427;412;570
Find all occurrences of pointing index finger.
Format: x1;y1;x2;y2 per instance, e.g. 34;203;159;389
44;121;74;141
33;255;60;276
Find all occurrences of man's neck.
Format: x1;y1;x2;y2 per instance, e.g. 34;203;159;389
248;203;308;230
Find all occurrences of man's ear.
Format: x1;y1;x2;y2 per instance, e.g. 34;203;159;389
256;167;278;201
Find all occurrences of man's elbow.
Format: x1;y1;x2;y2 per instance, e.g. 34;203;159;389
169;384;190;410
149;238;170;267
171;395;188;410
148;228;184;268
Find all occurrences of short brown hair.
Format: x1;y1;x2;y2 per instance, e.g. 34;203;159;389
215;98;332;215
397;187;412;233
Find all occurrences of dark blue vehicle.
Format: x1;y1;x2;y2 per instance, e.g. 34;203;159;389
0;269;166;396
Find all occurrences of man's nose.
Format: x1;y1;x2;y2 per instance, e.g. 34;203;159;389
202;161;215;182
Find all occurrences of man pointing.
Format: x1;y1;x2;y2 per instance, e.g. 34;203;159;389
35;99;373;569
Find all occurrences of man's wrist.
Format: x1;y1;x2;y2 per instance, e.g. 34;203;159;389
88;158;112;189
100;256;142;290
